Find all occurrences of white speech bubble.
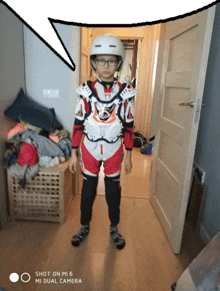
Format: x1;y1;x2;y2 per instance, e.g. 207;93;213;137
1;0;217;71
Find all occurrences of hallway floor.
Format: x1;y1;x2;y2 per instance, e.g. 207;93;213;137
0;149;205;291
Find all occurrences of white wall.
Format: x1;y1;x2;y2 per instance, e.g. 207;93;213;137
23;23;81;134
0;3;26;229
0;3;25;98
194;3;220;243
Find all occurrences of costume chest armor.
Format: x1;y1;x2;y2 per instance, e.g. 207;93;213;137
75;81;137;144
84;95;124;143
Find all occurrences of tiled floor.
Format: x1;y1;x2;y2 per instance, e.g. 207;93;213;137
0;148;205;291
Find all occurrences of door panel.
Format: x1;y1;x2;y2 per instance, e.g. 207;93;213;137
168;26;199;71
81;27;91;83
81;53;89;83
150;6;216;253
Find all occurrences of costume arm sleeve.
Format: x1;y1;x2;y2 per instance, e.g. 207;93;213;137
124;97;135;151
71;96;86;149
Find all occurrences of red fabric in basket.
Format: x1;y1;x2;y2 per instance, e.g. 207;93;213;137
17;142;38;166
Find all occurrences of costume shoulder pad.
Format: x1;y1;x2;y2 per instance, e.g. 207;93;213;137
75;82;92;98
120;84;138;100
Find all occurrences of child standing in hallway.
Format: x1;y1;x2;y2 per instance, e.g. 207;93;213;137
69;34;137;250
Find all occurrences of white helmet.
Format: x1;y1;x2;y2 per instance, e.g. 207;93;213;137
90;34;124;71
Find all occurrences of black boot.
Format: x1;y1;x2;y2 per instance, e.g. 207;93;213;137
71;225;89;247
110;226;125;250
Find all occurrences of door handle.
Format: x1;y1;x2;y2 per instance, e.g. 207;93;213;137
179;100;194;108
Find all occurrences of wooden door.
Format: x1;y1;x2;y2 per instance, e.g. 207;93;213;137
81;27;91;83
150;6;216;253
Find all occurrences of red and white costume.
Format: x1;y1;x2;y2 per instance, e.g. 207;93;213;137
70;34;138;228
71;78;137;177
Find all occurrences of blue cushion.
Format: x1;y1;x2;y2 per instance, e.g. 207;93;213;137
4;88;63;133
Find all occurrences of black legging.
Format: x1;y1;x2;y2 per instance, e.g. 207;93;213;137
80;173;121;227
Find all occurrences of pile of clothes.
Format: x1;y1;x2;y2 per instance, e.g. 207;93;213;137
4;127;72;188
3;87;72;188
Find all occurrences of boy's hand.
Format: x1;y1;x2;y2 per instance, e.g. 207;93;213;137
124;151;132;175
69;149;78;174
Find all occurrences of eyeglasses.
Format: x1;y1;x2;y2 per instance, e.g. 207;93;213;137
95;58;118;67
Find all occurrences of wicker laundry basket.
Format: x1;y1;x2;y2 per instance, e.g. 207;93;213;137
7;160;74;223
